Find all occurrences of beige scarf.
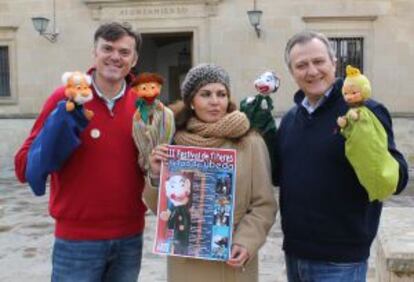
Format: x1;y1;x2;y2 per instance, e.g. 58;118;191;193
174;111;250;147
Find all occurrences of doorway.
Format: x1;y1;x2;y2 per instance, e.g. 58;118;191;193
135;32;193;104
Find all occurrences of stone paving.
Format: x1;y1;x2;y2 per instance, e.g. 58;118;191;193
1;113;413;282
0;175;412;282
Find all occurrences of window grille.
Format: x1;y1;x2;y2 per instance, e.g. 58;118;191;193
329;37;363;79
0;46;11;97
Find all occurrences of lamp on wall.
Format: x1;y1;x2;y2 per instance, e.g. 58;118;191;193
247;0;263;38
31;0;59;43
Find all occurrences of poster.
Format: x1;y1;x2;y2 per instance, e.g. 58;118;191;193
153;145;236;261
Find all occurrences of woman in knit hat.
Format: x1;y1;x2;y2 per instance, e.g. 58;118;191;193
144;63;277;282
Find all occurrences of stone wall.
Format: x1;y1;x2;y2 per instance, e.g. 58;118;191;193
0;119;34;178
0;0;414;115
394;118;414;173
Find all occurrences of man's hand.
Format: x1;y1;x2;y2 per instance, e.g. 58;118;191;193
134;111;141;121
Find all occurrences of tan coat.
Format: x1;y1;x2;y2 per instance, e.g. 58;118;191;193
143;131;278;282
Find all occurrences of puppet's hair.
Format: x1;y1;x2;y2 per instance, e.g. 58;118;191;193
131;72;164;87
345;65;361;77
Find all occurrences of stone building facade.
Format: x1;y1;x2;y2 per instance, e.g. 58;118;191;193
0;0;413;169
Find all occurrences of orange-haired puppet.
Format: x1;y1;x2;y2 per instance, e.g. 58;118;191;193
61;71;94;120
131;73;175;172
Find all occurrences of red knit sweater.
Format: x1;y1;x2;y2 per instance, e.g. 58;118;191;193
15;81;146;240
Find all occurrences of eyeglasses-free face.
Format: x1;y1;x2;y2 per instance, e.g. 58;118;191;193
191;83;229;123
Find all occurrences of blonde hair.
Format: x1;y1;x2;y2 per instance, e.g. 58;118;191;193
343;65;371;100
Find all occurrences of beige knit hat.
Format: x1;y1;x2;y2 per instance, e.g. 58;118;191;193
181;63;230;102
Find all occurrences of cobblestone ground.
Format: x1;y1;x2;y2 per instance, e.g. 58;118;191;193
0;175;412;282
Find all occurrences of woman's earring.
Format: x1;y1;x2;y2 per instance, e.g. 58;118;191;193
190;105;195;110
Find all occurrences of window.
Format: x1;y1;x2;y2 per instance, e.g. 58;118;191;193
329;37;363;79
0;46;11;97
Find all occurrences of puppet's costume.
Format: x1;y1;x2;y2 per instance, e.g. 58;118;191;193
168;205;191;255
241;95;275;135
25;71;94;196
338;65;399;201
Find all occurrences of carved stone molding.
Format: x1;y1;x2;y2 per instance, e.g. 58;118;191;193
83;0;223;20
0;26;18;40
302;16;378;23
83;0;222;4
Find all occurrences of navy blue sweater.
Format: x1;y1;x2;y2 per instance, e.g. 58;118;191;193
274;79;408;262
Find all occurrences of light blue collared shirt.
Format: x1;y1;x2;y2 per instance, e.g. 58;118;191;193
301;86;333;114
92;74;126;112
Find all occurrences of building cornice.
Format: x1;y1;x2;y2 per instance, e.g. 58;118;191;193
302;16;378;23
83;0;223;5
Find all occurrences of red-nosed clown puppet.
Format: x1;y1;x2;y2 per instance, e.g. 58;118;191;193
240;71;280;168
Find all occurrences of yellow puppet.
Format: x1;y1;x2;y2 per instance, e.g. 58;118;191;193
336;65;399;202
337;65;371;128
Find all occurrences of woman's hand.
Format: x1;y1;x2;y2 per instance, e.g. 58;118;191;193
226;244;249;269
148;144;170;177
159;209;171;221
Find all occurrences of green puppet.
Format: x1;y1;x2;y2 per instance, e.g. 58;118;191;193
240;71;280;169
337;65;399;201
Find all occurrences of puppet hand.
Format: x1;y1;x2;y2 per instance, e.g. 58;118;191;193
337;116;347;128
349;109;359;121
66;101;75;112
246;96;255;104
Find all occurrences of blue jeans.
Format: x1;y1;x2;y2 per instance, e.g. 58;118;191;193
285;254;368;282
52;233;143;282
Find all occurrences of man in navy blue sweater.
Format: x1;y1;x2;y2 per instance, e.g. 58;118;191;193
273;30;409;282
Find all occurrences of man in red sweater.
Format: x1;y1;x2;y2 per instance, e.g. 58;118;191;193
15;22;147;282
